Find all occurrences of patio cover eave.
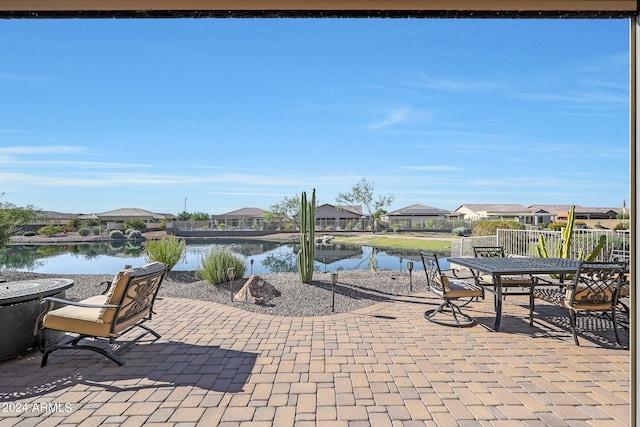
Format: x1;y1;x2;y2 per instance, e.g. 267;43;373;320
0;3;637;426
0;0;637;18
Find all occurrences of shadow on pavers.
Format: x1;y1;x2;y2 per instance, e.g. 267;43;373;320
0;340;257;400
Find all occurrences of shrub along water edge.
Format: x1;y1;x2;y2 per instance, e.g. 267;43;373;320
197;248;247;286
145;236;186;271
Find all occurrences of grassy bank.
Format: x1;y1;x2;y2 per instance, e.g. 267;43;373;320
330;233;456;252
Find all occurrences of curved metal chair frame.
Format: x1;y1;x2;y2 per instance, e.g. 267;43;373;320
37;262;168;366
420;251;484;328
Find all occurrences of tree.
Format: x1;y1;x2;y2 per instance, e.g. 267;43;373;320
0;202;37;248
264;195;303;230
189;212;210;221
335;178;395;233
176;211;190;221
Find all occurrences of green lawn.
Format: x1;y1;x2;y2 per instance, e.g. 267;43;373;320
330;234;455;251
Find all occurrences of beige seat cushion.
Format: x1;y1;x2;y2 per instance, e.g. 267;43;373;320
478;273;533;286
446;279;483;299
43;295;114;337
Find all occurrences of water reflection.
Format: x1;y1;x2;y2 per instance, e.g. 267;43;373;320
0;240;448;275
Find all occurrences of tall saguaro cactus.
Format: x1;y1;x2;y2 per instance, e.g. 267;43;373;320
297;189;316;284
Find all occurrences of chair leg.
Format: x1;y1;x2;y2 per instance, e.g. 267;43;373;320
41;336;126;367
610;307;621;345
40;323;161;367
529;288;535;326
569;310;580;346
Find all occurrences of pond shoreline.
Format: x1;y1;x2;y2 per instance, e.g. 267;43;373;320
8;231;301;245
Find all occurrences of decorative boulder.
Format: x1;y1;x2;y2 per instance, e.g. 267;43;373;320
234;274;279;305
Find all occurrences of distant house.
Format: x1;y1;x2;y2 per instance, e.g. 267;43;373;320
21;210;78;232
456;204;552;226
33;210;77;226
381;204;460;228
529;205;622;221
211;207;267;228
315;204;367;230
97;208;167;231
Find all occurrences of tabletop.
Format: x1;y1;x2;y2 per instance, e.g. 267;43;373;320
447;257;581;275
0;278;74;305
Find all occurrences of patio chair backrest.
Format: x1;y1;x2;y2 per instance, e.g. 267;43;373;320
609;249;630;265
419;251;451;293
101;262;168;334
566;262;624;308
474;246;505;258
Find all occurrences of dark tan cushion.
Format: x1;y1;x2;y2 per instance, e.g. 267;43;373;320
565;286;614;310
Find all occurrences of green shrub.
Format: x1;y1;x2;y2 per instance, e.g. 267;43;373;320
37;225;63;237
196;248;246;285
452;227;470;236
145;236;186;271
78;227;91;236
109;230;125;239
548;222;565;231
91;226;101;235
472;220;525;236
614;222;629;230
128;229;142;239
125;219;147;231
23;231;37;236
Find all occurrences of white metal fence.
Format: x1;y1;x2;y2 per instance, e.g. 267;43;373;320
452;229;630;260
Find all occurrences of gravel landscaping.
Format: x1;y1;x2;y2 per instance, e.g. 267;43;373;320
0;269;428;317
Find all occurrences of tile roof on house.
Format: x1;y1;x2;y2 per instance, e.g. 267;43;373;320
387;204;452;216
37;210;77;219
457;203;530;213
528;205;573;214
214;207;266;217
99;208;162;219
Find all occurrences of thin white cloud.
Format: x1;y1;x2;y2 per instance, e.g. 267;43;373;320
0;158;151;169
367;106;433;130
368;107;411;130
409;74;500;92
0;145;89;155
402;165;465;172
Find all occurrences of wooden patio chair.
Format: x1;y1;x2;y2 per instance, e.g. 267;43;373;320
37;262;168;366
420;251;484;327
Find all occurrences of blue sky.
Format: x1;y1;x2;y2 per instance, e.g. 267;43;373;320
0;18;630;215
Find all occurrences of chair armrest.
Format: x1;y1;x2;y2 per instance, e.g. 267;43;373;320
99;280;111;295
43;296;119;309
448;268;475;280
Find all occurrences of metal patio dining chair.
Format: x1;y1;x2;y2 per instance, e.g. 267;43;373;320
420;251;484;327
531;261;625;346
472;246;537;300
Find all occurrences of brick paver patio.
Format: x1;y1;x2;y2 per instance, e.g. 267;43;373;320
0;282;630;426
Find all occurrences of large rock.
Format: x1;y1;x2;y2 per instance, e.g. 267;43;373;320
234;274;279;305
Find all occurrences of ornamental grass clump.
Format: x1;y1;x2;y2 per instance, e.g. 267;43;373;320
197;248;246;285
145;236;186;272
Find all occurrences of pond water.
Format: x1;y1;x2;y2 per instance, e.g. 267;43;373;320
0;239;451;275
